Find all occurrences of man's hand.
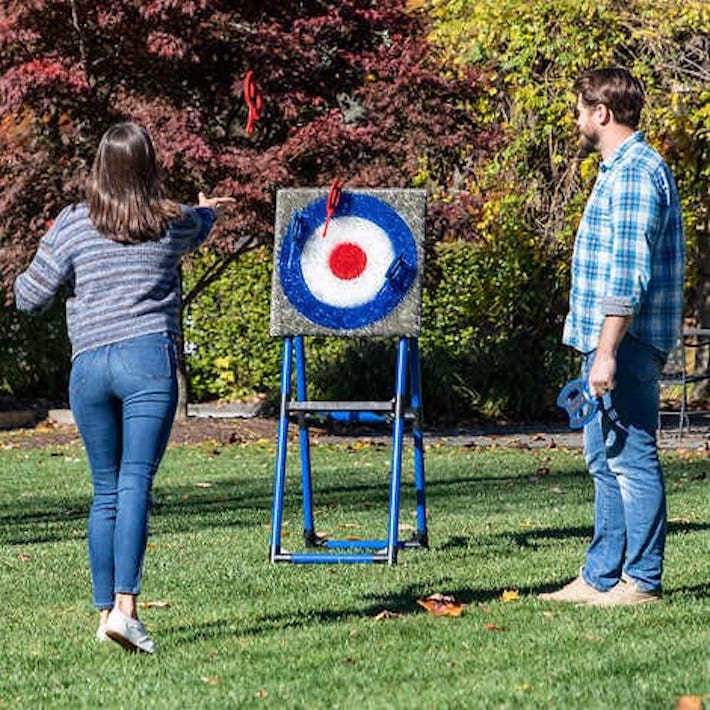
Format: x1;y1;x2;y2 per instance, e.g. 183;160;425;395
588;350;616;397
588;315;631;397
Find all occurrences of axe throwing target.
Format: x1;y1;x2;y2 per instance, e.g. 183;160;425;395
270;188;426;337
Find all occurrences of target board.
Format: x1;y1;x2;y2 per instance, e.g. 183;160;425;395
270;188;426;337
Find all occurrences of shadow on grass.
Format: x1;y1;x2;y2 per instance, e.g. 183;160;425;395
166;580;509;645
2;452;705;547
439;519;709;551
168;570;710;647
0;477;272;545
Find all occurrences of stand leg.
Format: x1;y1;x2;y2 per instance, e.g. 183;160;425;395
409;339;428;546
269;337;293;562
294;336;318;545
385;338;409;565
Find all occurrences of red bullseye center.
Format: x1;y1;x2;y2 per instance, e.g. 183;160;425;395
328;242;367;280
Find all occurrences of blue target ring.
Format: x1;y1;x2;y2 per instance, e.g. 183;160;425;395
279;193;417;330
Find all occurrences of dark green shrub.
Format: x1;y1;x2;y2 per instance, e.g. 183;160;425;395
0;295;70;403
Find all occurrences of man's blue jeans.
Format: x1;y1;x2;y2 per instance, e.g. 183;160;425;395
69;333;178;609
581;335;667;593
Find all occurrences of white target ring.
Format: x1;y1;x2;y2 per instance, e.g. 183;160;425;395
301;216;395;308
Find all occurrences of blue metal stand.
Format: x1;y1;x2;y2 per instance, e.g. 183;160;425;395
269;336;428;565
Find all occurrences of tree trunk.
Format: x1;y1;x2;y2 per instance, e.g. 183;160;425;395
175;345;189;420
175;265;189;420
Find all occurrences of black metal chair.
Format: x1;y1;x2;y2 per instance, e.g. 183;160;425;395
658;330;710;437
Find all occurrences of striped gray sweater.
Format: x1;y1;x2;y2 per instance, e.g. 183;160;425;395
14;202;216;359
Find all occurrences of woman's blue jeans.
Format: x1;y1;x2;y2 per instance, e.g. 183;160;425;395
69;333;178;609
581;335;667;593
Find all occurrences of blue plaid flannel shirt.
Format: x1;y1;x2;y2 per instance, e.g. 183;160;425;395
563;132;685;357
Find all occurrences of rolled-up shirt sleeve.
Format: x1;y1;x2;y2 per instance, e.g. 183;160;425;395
601;165;663;318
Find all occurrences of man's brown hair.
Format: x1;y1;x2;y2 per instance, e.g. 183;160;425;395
574;67;645;129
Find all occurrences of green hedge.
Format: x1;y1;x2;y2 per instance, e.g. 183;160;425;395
180;233;576;421
0;234;575;422
0;297;70;404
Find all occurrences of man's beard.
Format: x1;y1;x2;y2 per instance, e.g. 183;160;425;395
578;130;599;157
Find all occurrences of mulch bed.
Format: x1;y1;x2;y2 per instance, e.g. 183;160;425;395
0;416;291;450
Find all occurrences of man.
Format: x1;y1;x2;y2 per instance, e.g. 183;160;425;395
541;67;685;605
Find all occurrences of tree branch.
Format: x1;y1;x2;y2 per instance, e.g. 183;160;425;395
182;234;260;310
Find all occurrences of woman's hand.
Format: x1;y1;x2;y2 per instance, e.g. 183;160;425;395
197;191;236;214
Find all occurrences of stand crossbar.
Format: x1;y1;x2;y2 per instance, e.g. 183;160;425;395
269;335;428;565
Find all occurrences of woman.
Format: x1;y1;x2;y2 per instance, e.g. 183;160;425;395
15;122;234;653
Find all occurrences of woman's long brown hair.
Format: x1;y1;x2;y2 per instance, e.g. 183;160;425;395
86;122;182;243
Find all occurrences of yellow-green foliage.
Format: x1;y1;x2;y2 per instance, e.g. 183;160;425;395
181;248;281;402
430;0;709;289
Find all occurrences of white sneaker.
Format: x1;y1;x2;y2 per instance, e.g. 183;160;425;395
105;609;156;654
96;624;108;642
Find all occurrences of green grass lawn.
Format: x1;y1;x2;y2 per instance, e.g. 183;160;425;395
0;435;707;709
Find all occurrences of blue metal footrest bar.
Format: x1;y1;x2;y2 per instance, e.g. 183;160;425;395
271;550;389;564
288;400;394;412
269;335;428;566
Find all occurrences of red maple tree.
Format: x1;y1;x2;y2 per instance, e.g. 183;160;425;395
0;1;500;305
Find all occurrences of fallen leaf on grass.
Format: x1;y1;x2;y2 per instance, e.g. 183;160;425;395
350;438;385;451
256;689;268;699
17;552;31;562
139;600;171;609
675;696;704;710
417;593;467;617
373;609;404;621
201;676;220;685
675;448;697;460
500;589;520;602
483;623;505;632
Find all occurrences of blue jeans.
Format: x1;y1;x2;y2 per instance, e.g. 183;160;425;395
69;333;178;609
581;335;667;593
